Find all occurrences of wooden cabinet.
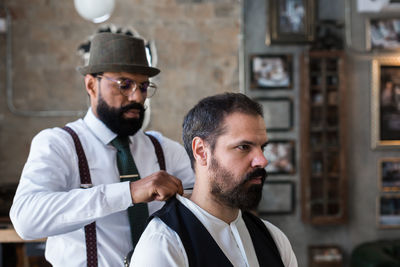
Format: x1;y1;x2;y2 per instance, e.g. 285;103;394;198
300;50;347;224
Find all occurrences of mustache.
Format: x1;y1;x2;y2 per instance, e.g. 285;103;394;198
120;102;146;114
242;168;267;184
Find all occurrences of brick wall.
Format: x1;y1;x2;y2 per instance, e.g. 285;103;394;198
0;0;240;182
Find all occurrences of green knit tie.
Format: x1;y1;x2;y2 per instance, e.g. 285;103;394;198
111;136;149;250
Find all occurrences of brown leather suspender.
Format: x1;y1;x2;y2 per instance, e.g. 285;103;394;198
63;126;165;267
63;126;98;267
145;133;166;171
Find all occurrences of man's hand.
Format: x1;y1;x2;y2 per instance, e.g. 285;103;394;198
129;170;184;204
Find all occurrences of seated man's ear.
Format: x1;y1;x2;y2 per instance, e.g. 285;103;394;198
192;137;208;166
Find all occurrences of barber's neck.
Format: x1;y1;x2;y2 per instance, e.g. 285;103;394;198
190;181;239;224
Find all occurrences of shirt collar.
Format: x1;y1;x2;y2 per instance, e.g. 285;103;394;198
83;108;117;145
177;194;242;226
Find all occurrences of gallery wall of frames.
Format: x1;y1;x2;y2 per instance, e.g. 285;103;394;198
246;0;400;266
372;56;400;229
249;0;316;220
366;9;400;230
250;52;297;216
251;0;400;225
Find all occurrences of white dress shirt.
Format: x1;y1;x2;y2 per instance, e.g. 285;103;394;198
131;194;298;267
10;108;195;267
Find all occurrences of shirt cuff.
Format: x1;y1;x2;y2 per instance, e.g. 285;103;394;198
105;181;133;211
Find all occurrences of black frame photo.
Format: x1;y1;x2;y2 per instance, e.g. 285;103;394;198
377;194;400;228
255;97;293;132
250;54;292;89
380;158;400;192
367;18;400;51
308;245;343;266
371;58;400;148
258;181;294;215
267;0;315;44
264;140;296;175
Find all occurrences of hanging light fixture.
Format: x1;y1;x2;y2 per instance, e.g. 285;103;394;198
74;0;115;23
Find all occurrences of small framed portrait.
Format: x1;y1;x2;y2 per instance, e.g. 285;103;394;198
371;57;400;148
367;18;400;51
308;245;343;266
250;54;292;89
264;140;296;175
358;0;400;13
377;194;400;228
267;0;315;44
258;181;294;214
379;158;400;192
254;97;293;132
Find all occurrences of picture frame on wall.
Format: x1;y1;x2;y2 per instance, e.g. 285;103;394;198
258;181;294;214
379;158;400;192
254;97;293;131
264;140;296;175
366;18;400;51
266;0;315;45
308;245;343;266
371;57;400;148
250;54;292;89
358;0;400;13
377;194;400;228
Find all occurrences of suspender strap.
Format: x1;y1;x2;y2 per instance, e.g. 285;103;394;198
145;133;166;171
63;127;165;267
62;126;98;267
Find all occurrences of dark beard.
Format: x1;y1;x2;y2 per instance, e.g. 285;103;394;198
96;95;145;137
210;157;267;211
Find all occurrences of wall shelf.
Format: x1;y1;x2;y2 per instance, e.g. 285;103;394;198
301;50;348;225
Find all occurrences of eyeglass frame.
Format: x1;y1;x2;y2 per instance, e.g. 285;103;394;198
96;74;157;98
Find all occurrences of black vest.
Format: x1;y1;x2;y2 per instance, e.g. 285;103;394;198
150;197;285;267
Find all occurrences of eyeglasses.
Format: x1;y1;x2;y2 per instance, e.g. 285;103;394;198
97;75;157;98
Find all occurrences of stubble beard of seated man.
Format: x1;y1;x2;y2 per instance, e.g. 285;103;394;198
208;156;267;211
188;111;268;224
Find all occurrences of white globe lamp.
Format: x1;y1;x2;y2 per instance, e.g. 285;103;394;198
74;0;115;23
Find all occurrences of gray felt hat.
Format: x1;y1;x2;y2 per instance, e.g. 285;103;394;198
77;32;160;77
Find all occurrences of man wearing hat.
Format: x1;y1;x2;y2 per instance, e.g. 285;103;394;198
10;32;195;266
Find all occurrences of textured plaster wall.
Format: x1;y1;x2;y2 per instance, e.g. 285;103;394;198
0;0;240;183
245;0;400;266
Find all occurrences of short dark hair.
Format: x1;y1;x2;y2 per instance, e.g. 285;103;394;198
182;93;264;170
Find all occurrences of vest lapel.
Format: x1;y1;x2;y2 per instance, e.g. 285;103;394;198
151;197;233;267
242;211;285;267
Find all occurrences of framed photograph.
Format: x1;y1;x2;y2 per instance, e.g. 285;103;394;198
264;140;296;175
308;245;343;267
371;57;400;148
379;158;400;192
254;97;293;131
258;181;294;214
267;0;315;45
366;18;400;51
358;0;400;13
377;194;400;228
250;54;292;89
